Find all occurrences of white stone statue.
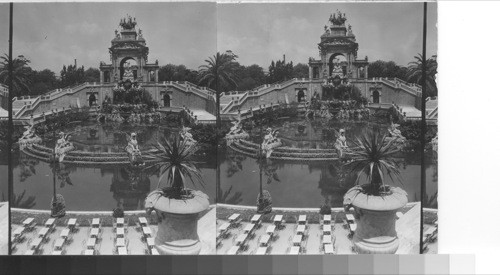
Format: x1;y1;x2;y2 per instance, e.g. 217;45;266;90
388;123;404;139
261;128;282;158
180;126;196;147
225;115;249;145
55;132;74;162
18;124;42;149
387;123;407;150
125;132;144;166
334;129;348;158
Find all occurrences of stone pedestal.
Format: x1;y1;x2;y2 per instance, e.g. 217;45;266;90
344;186;407;254
155;212;203;255
145;189;209;255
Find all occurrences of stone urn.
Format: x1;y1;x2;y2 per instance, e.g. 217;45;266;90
343;185;407;254
145;189;209;255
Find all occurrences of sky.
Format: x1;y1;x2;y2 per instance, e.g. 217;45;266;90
0;2;437;74
218;2;437;68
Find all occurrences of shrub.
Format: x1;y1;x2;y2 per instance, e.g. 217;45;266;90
319;204;332;215
112;208;125;218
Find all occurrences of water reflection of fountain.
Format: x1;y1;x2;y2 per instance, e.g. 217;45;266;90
316;162;357;207
110;166;152;210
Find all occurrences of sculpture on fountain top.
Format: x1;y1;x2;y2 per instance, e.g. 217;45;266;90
125;132;144;166
18;123;42;149
120;15;137;30
225;115;249;145
335;128;348;158
261;128;282;159
55;132;74;162
329;10;347;26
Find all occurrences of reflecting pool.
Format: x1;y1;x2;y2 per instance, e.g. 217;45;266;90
13;154;216;211
218;149;437;208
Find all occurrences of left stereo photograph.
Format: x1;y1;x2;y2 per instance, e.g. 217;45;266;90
4;2;217;255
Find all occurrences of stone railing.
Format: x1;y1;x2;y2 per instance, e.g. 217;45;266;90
14;82;94;118
167;81;216;101
221;78;310;114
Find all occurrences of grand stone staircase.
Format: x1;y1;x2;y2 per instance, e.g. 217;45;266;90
12;81;217;120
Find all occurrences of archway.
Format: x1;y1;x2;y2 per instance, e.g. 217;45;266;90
119;57;138;81
329;54;347;77
297;90;305;102
372;90;380;104
163;94;171;107
88;93;97;106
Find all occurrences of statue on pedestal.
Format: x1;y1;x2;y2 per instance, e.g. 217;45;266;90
180;126;196;147
125;132;144;166
261;128;282;158
18;124;42;149
55;132;74;162
335;129;348;158
225;115;249;145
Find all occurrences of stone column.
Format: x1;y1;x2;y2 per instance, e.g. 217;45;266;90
155;69;159;83
309;66;313;79
364;65;368;79
100;71;104;83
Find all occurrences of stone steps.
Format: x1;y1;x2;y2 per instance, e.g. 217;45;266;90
23;144;158;165
230;140;341;161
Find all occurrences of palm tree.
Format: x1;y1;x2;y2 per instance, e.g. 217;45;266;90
406;54;438;97
146;135;204;199
345;130;402;196
198;51;240;128
0;54;32;96
198;51;239;205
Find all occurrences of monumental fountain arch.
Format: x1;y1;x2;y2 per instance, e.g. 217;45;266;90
328;53;347;77
119;57;139;81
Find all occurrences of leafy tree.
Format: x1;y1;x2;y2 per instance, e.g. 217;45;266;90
158;64;199;83
267;56;294;83
84;67;100;83
27;68;58;95
406;54;438;97
60;64;85;87
232;63;266;91
0;54;32;97
198;51;240;128
368;60;408;80
292;63;309;79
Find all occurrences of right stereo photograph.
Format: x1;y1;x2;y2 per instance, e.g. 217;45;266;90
215;2;438;255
